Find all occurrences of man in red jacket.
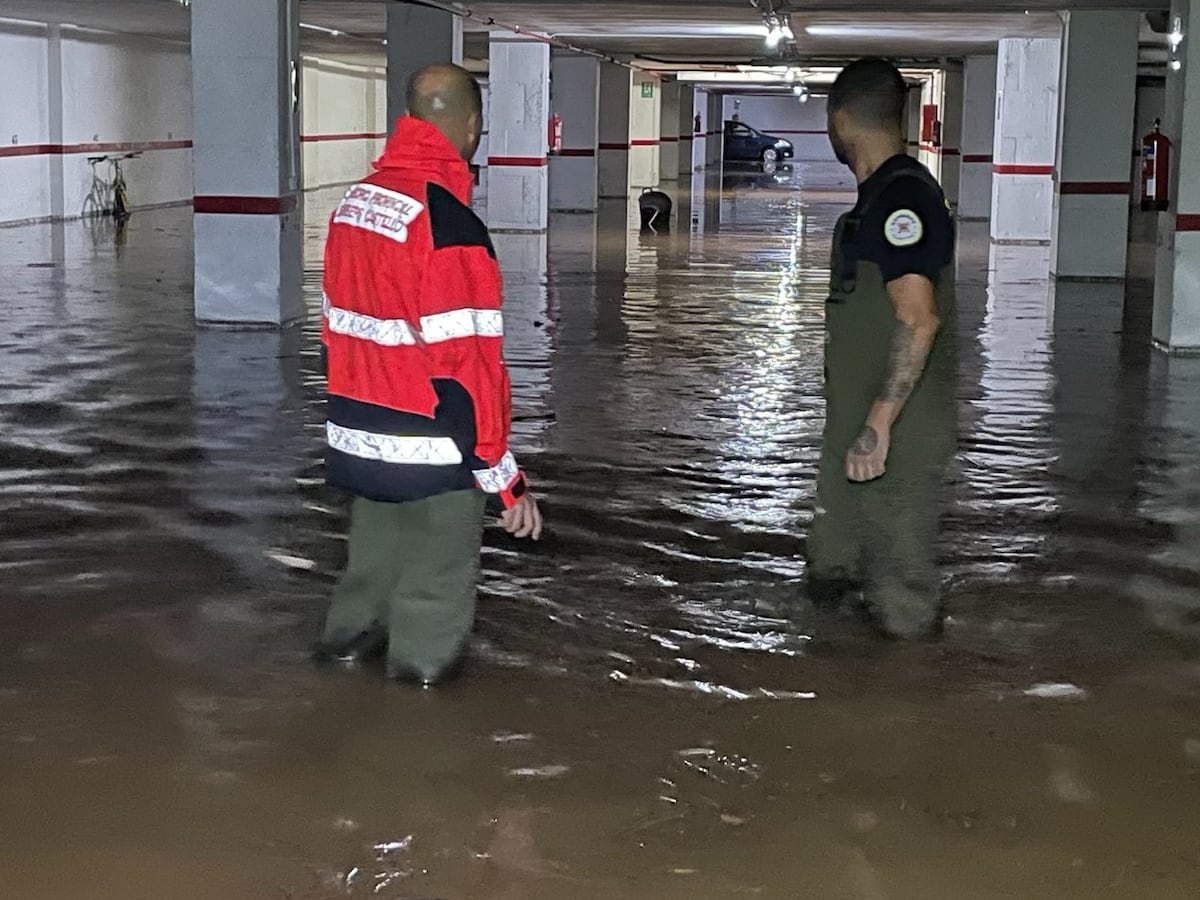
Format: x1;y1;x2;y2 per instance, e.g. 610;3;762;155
316;63;542;686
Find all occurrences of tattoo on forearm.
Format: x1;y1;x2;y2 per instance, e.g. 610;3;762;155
881;321;933;407
849;425;878;456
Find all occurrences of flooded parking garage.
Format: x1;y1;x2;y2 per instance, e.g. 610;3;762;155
1;163;1199;898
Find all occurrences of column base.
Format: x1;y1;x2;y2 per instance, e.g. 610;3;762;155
193;207;304;327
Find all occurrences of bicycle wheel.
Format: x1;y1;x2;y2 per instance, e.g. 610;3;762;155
112;182;130;221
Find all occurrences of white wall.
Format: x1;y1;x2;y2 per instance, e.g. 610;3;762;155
722;94;835;161
301;56;386;189
0;18;391;225
0;20;52;223
0;20;191;225
59;29;192;218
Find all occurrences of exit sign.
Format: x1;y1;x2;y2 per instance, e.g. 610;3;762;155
641;82;654;99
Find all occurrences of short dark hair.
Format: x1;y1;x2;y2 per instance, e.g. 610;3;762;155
828;58;907;131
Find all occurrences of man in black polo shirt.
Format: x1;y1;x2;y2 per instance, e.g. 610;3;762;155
807;58;958;639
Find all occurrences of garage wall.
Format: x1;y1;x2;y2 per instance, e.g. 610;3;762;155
0;20;191;225
301;56;387;189
1;17;393;226
721;94;836;161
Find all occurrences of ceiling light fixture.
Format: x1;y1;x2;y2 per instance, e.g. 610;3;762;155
1168;18;1184;52
300;22;342;37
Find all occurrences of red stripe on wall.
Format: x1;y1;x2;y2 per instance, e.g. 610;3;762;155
1058;181;1132;196
993;164;1054;175
962;154;993;164
630;139;660;147
193;194;298;215
1176;214;1200;232
0;139;193;158
660;136;679;143
300;132;387;143
487;156;548;167
942;148;961;156
557;148;596;157
599;142;630;151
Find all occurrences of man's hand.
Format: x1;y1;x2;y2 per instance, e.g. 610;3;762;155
500;493;543;541
846;423;890;483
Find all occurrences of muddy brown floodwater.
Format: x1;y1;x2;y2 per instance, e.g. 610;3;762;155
1;163;1199;899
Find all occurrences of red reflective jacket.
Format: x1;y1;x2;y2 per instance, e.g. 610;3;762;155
321;117;526;508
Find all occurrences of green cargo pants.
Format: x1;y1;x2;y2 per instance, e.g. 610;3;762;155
807;452;944;639
322;490;486;678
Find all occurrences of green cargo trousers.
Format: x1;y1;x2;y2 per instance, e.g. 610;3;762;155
807;451;944;639
322;490;486;678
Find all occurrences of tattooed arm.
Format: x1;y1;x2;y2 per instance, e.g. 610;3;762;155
845;274;941;483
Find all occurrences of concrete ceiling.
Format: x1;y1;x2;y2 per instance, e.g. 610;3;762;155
0;0;1171;69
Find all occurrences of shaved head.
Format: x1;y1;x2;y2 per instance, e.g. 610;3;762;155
406;63;483;161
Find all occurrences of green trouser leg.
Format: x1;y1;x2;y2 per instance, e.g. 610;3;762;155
322;497;401;643
384;489;485;680
858;466;943;639
323;491;486;677
807;450;865;585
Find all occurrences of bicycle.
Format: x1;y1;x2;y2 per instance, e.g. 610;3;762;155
82;156;111;219
81;152;140;222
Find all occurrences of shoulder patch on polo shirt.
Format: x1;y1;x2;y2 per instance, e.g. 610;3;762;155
884;209;924;247
427;183;496;259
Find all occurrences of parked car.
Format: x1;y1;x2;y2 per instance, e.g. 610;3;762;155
723;120;794;163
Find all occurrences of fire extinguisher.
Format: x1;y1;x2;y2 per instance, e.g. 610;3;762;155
1141;119;1171;212
547;113;563;155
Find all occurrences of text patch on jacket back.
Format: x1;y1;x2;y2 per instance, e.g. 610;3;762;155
333;183;424;243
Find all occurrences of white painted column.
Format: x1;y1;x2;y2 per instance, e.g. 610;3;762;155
960;54;997;221
191;0;302;326
906;84;922;157
487;35;550;232
941;64;964;209
598;62;630;198
1153;0;1200;351
659;81;681;181
1050;11;1140;279
706;92;723;166
678;84;695;177
629;70;662;189
549;53;599;212
386;4;462;131
992;38;1062;244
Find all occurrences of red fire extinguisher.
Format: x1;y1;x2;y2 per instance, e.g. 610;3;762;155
547;113;563;155
1141;119;1171;212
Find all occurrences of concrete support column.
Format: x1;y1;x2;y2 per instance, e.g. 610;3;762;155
659;82;681;181
1153;0;1200;350
678;85;695;177
549;54;599;212
941;64;964;209
992;38;1062;244
960;55;997;221
706;92;723;167
386;5;462;132
630;71;662;188
598;62;630;198
906;84;922;157
487;36;550;232
1050;11;1140;279
191;0;302;326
